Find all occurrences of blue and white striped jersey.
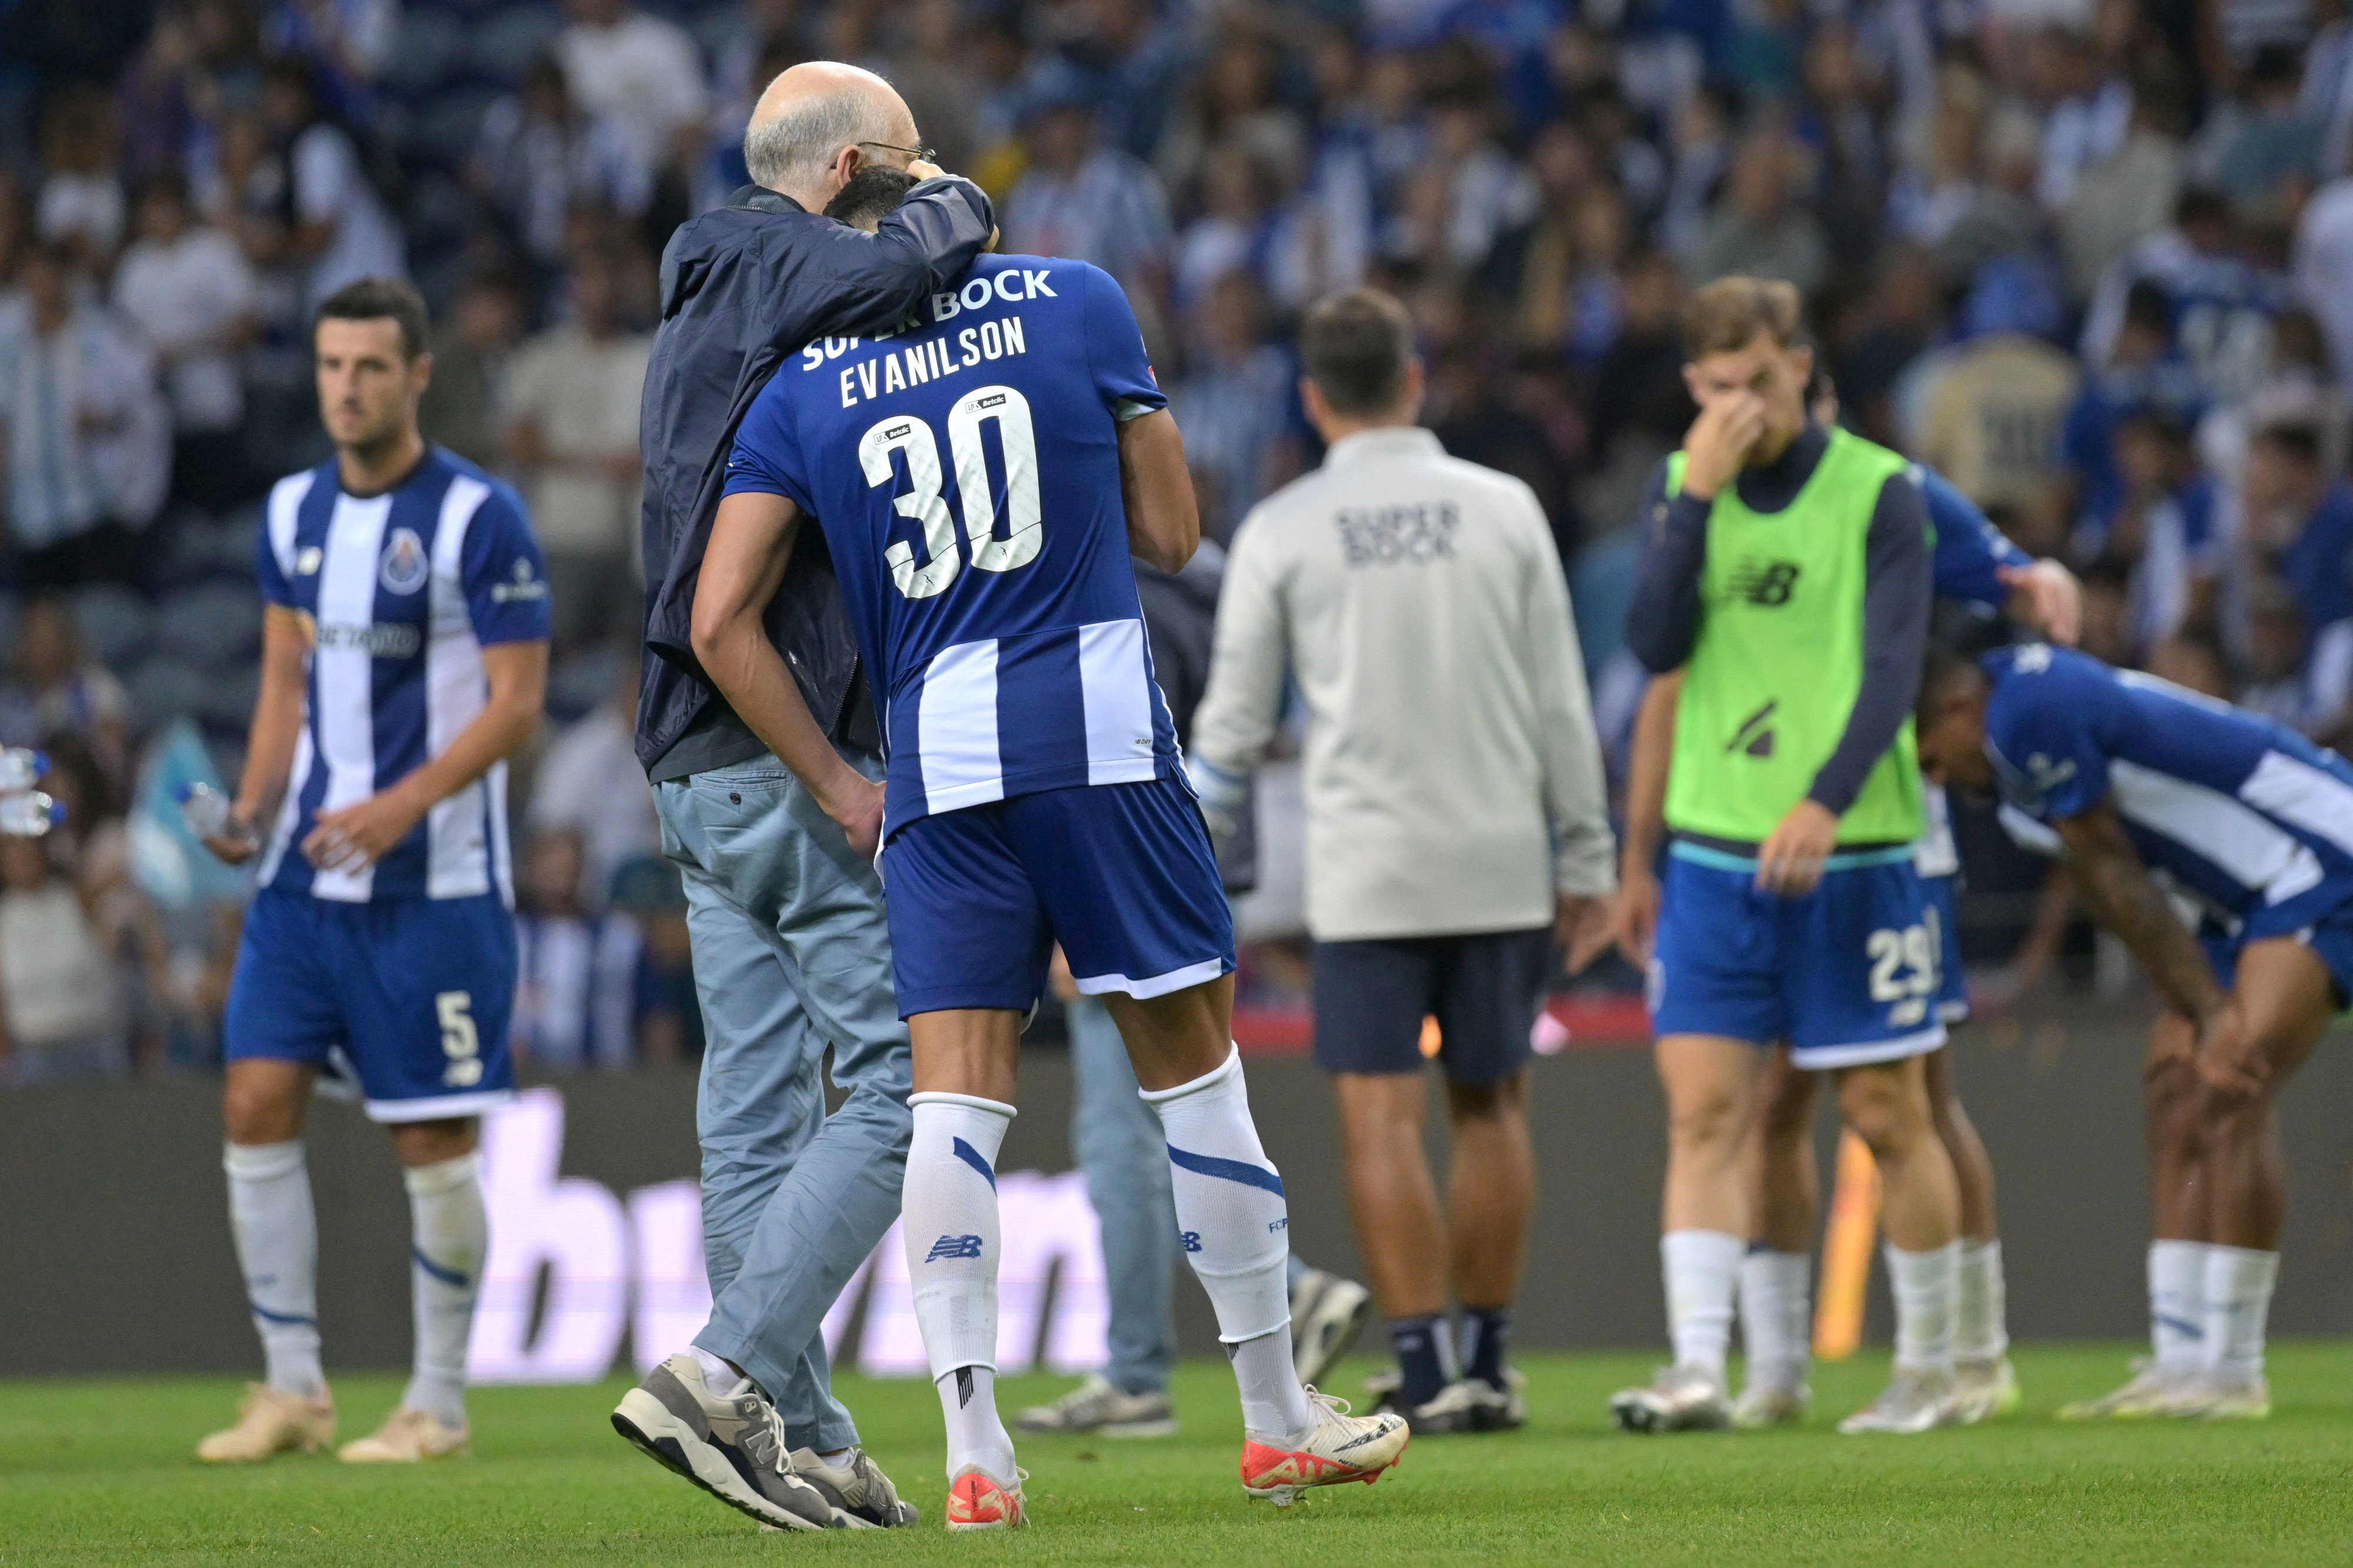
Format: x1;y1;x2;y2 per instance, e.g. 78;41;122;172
255;448;551;903
723;255;1178;833
1984;645;2353;929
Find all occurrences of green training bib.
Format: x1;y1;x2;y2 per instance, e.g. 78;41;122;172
1662;428;1923;847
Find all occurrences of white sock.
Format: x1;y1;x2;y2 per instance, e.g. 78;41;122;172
1661;1230;1742;1382
2149;1239;2211;1372
689;1345;749;1397
1142;1046;1313;1442
904;1093;1016;1479
224;1142;324;1401
402;1153;486;1428
1955;1239;2009;1362
1884;1242;1958;1375
2203;1245;2279;1383
1737;1248;1811;1391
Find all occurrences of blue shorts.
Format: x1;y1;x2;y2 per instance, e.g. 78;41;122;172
2200;894;2353;1007
1649;844;1948;1070
1923;873;1969;1025
225;888;518;1122
881;776;1235;1017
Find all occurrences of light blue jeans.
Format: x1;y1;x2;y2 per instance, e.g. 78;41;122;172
1067;996;1308;1395
656;749;911;1454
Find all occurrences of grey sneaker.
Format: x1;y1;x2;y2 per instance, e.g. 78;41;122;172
611;1353;838;1531
1012;1373;1178;1438
1838;1366;1962;1434
1290;1268;1375;1388
1609;1365;1730;1433
1371;1376;1518;1434
788;1446;919;1527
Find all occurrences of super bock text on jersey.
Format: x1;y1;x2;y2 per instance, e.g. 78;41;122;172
221;448;550;1122
725;255;1234;1015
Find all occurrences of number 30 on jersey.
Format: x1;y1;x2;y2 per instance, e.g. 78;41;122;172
861;384;1041;599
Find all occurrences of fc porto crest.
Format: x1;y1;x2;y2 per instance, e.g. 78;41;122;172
378;527;429;595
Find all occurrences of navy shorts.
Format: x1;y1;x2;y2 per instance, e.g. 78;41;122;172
1649;844;1948;1070
880;776;1235;1017
1311;926;1552;1083
225;887;518;1122
1923;873;1969;1025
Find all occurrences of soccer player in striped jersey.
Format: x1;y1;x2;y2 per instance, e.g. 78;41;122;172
711;250;1407;1527
194;279;549;1466
1917;643;2353;1420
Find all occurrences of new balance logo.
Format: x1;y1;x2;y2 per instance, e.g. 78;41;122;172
1727;559;1801;606
925;1233;985;1262
1725;698;1778;759
1179;1230;1203;1254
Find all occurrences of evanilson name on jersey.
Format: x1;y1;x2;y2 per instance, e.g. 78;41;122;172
803;270;1062;411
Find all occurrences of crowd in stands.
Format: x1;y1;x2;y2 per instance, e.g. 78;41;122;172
5;0;2353;1079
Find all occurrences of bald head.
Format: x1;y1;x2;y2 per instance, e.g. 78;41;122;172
745;62;918;208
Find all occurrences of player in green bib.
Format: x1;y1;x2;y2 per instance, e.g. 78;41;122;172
1606;279;1966;1436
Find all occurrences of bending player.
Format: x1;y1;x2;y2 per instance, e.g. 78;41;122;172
1610;278;1962;1436
699;242;1409;1527
1916;642;2353;1419
195;279;548;1463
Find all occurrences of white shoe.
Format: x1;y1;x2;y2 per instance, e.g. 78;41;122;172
611;1353;838;1530
1371;1376;1519;1434
1952;1356;2022;1423
1730;1380;1812;1429
2178;1372;2272;1420
1609;1365;1730;1433
1013;1373;1178;1437
338;1407;469;1462
1240;1389;1409;1506
2056;1359;2201;1421
1290;1269;1375;1388
196;1383;336;1463
1837;1367;1961;1434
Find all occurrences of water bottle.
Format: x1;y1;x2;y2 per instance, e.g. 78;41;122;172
0;792;62;838
0;748;47;793
179;782;255;848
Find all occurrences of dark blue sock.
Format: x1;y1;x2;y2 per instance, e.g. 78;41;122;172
1388;1314;1452;1407
1460;1305;1512;1392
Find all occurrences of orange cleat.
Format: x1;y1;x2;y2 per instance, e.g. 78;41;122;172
945;1464;1028;1530
1239;1391;1409;1507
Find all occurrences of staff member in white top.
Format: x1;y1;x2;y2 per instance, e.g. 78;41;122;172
1190;289;1617;1433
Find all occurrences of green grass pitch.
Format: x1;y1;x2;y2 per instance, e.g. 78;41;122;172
6;1344;2351;1566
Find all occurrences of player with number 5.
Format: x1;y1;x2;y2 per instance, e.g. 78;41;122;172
192;279;549;1468
712;217;1407;1527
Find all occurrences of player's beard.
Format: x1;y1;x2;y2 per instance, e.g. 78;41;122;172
825;165;919;228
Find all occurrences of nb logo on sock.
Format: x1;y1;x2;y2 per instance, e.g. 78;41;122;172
925;1233;985;1262
1179;1230;1203;1254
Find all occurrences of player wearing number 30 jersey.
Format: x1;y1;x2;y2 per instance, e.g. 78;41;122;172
723;251;1407;1526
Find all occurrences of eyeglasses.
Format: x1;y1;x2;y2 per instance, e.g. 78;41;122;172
858;141;935;166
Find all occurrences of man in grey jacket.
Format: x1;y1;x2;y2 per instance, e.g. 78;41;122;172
611;63;991;1533
1189;289;1617;1433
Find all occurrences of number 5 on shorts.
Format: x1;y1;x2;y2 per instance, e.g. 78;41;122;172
437;990;483;1087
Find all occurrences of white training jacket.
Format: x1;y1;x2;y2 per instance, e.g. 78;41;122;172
1189;425;1616;943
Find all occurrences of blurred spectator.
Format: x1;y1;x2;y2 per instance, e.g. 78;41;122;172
1155;34;1304;209
865;0;976;179
110;172;258;511
1175;145;1279;311
2190;44;2322;208
2061;277;2207;528
264;0;400;96
1917;258;2081;515
2060;74;2189;303
554;0;710;189
0;245;170;587
0;598;135;790
1688;126;1827;295
2086;409;2219;650
2239;575;2353;740
2030;23;2131;212
526;662;657;910
0;833;127;1086
258;56;403;310
2082;188;2293;408
1657;81;1734;258
512;828;639;1072
2251;418;2353;632
1167;274;1297;542
1582;248;1694;505
1069;0;1188;165
499;246;651;650
34;85;126;272
609;853;698;1065
2307;0;2353;179
1389;92;1537;272
2142;632;2233;697
417;265;525;469
472;56;652;268
1003;78;1175;334
2294;170;2353;385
